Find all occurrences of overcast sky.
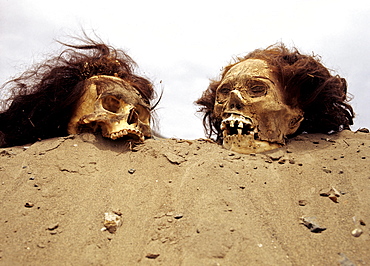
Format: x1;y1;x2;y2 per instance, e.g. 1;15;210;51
1;0;369;139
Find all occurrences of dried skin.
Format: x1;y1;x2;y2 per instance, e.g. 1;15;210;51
214;59;303;154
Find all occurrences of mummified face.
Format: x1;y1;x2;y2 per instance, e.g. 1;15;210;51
214;59;303;154
67;75;151;142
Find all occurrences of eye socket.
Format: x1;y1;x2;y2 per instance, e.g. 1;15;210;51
218;86;231;94
249;85;267;97
135;105;150;123
102;96;121;113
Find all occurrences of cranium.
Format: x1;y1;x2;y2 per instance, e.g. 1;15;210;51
67;75;151;142
214;59;303;154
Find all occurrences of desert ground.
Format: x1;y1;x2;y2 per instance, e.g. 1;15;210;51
0;130;369;265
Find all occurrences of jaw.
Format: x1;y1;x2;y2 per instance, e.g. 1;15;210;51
220;113;282;154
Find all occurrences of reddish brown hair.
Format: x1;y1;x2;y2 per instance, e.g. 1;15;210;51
0;37;156;147
196;43;354;142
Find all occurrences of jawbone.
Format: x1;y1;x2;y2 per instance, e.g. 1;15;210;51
220;113;282;154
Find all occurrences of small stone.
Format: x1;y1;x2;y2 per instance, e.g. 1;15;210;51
25;202;34;208
298;200;307;206
174;214;183;219
146;253;160;259
128;168;136;174
322;168;332;174
319;188;331;197
48;223;59;231
351;228;363;237
219;163;224;168
329;196;339;203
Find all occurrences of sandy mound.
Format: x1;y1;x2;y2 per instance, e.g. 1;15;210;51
1;130;369;265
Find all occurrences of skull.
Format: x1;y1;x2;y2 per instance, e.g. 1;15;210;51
214;59;303;154
67;75;151;142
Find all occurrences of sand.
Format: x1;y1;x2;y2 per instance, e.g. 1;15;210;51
1;130;369;265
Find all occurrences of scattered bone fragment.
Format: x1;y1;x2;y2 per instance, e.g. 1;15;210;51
319;186;341;203
300;216;326;233
338;253;356;266
103;211;122;233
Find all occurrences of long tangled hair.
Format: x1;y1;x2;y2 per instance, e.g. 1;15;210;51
0;37;156;147
196;43;354;142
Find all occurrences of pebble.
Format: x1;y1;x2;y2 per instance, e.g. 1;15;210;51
37;243;46;248
322;168;332;174
128;168;136;174
146;253;160;259
48;223;59;231
24;202;34;208
351;228;363;237
174;214;183;219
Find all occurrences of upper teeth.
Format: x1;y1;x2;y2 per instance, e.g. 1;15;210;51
221;114;253;136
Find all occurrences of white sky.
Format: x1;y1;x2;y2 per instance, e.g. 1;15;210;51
1;0;369;139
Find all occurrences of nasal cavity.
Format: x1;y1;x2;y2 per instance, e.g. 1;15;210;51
128;109;138;125
102;96;120;113
229;103;242;110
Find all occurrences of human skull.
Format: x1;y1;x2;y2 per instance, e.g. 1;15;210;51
67;75;151;142
214;59;303;154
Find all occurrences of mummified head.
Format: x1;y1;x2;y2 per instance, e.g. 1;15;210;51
0;37;156;147
68;75;151;142
196;44;354;154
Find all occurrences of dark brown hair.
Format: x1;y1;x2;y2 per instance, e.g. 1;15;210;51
196;43;354;142
0;37;156;147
